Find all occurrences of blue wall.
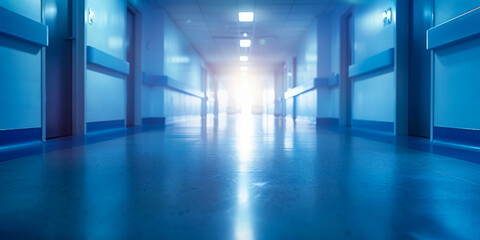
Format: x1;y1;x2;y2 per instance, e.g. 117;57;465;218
141;8;204;123
0;1;42;131
283;15;340;122
85;0;127;124
433;1;480;130
285;21;318;120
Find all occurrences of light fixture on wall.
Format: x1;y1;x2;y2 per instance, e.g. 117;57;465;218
238;12;254;22
239;56;249;62
88;8;95;25
383;8;392;25
240;39;251;48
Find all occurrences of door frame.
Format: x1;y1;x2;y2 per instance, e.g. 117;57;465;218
41;0;46;141
71;0;86;135
339;8;353;127
127;2;142;126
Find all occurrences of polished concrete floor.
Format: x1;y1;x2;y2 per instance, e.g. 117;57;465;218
1;115;480;239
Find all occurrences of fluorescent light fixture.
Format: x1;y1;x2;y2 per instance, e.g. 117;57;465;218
238;12;254;22
239;56;249;62
240;66;248;72
239;39;251;48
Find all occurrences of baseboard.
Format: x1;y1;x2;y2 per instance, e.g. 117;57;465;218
142;117;165;125
434;126;480;148
87;120;125;133
352;119;394;133
165;115;202;125
0;128;41;147
316;118;339;126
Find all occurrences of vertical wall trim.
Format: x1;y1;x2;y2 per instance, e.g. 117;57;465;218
395;0;410;135
339;8;353;126
72;0;86;135
134;6;142;126
201;67;207;117
41;0;46;142
430;0;435;140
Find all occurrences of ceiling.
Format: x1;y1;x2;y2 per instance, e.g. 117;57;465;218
147;0;342;75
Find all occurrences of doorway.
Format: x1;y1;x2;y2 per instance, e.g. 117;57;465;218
408;0;432;138
126;8;136;127
292;57;297;120
45;0;73;139
340;9;353;126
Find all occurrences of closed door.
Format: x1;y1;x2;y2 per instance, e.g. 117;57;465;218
45;0;73;139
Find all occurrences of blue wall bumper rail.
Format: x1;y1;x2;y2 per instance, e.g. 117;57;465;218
0;6;48;47
427;7;480;50
87;120;126;133
142;73;205;99
348;48;394;78
434;126;480;148
352;119;395;133
0;128;42;147
284;76;339;99
86;46;130;75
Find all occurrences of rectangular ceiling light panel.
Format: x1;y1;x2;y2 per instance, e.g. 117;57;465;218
239;12;254;22
239;39;251;47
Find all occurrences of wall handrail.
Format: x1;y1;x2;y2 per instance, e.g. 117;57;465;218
348;48;394;78
0;6;48;47
427;7;480;50
86;46;130;75
284;75;339;99
143;73;205;99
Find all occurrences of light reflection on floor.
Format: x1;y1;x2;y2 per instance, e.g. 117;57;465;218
1;115;480;239
235;113;254;240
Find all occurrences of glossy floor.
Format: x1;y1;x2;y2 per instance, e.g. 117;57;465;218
1;115;480;239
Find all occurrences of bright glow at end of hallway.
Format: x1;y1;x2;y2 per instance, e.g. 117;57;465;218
239;56;249;62
240;66;248;72
238;12;254;22
240;39;251;48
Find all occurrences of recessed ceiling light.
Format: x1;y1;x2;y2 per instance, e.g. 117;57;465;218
238;12;254;22
239;39;251;48
240;66;248;72
239;56;249;62
243;32;248;37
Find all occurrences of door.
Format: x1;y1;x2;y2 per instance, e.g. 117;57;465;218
45;0;73;139
408;0;432;138
340;9;353;126
126;8;135;127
